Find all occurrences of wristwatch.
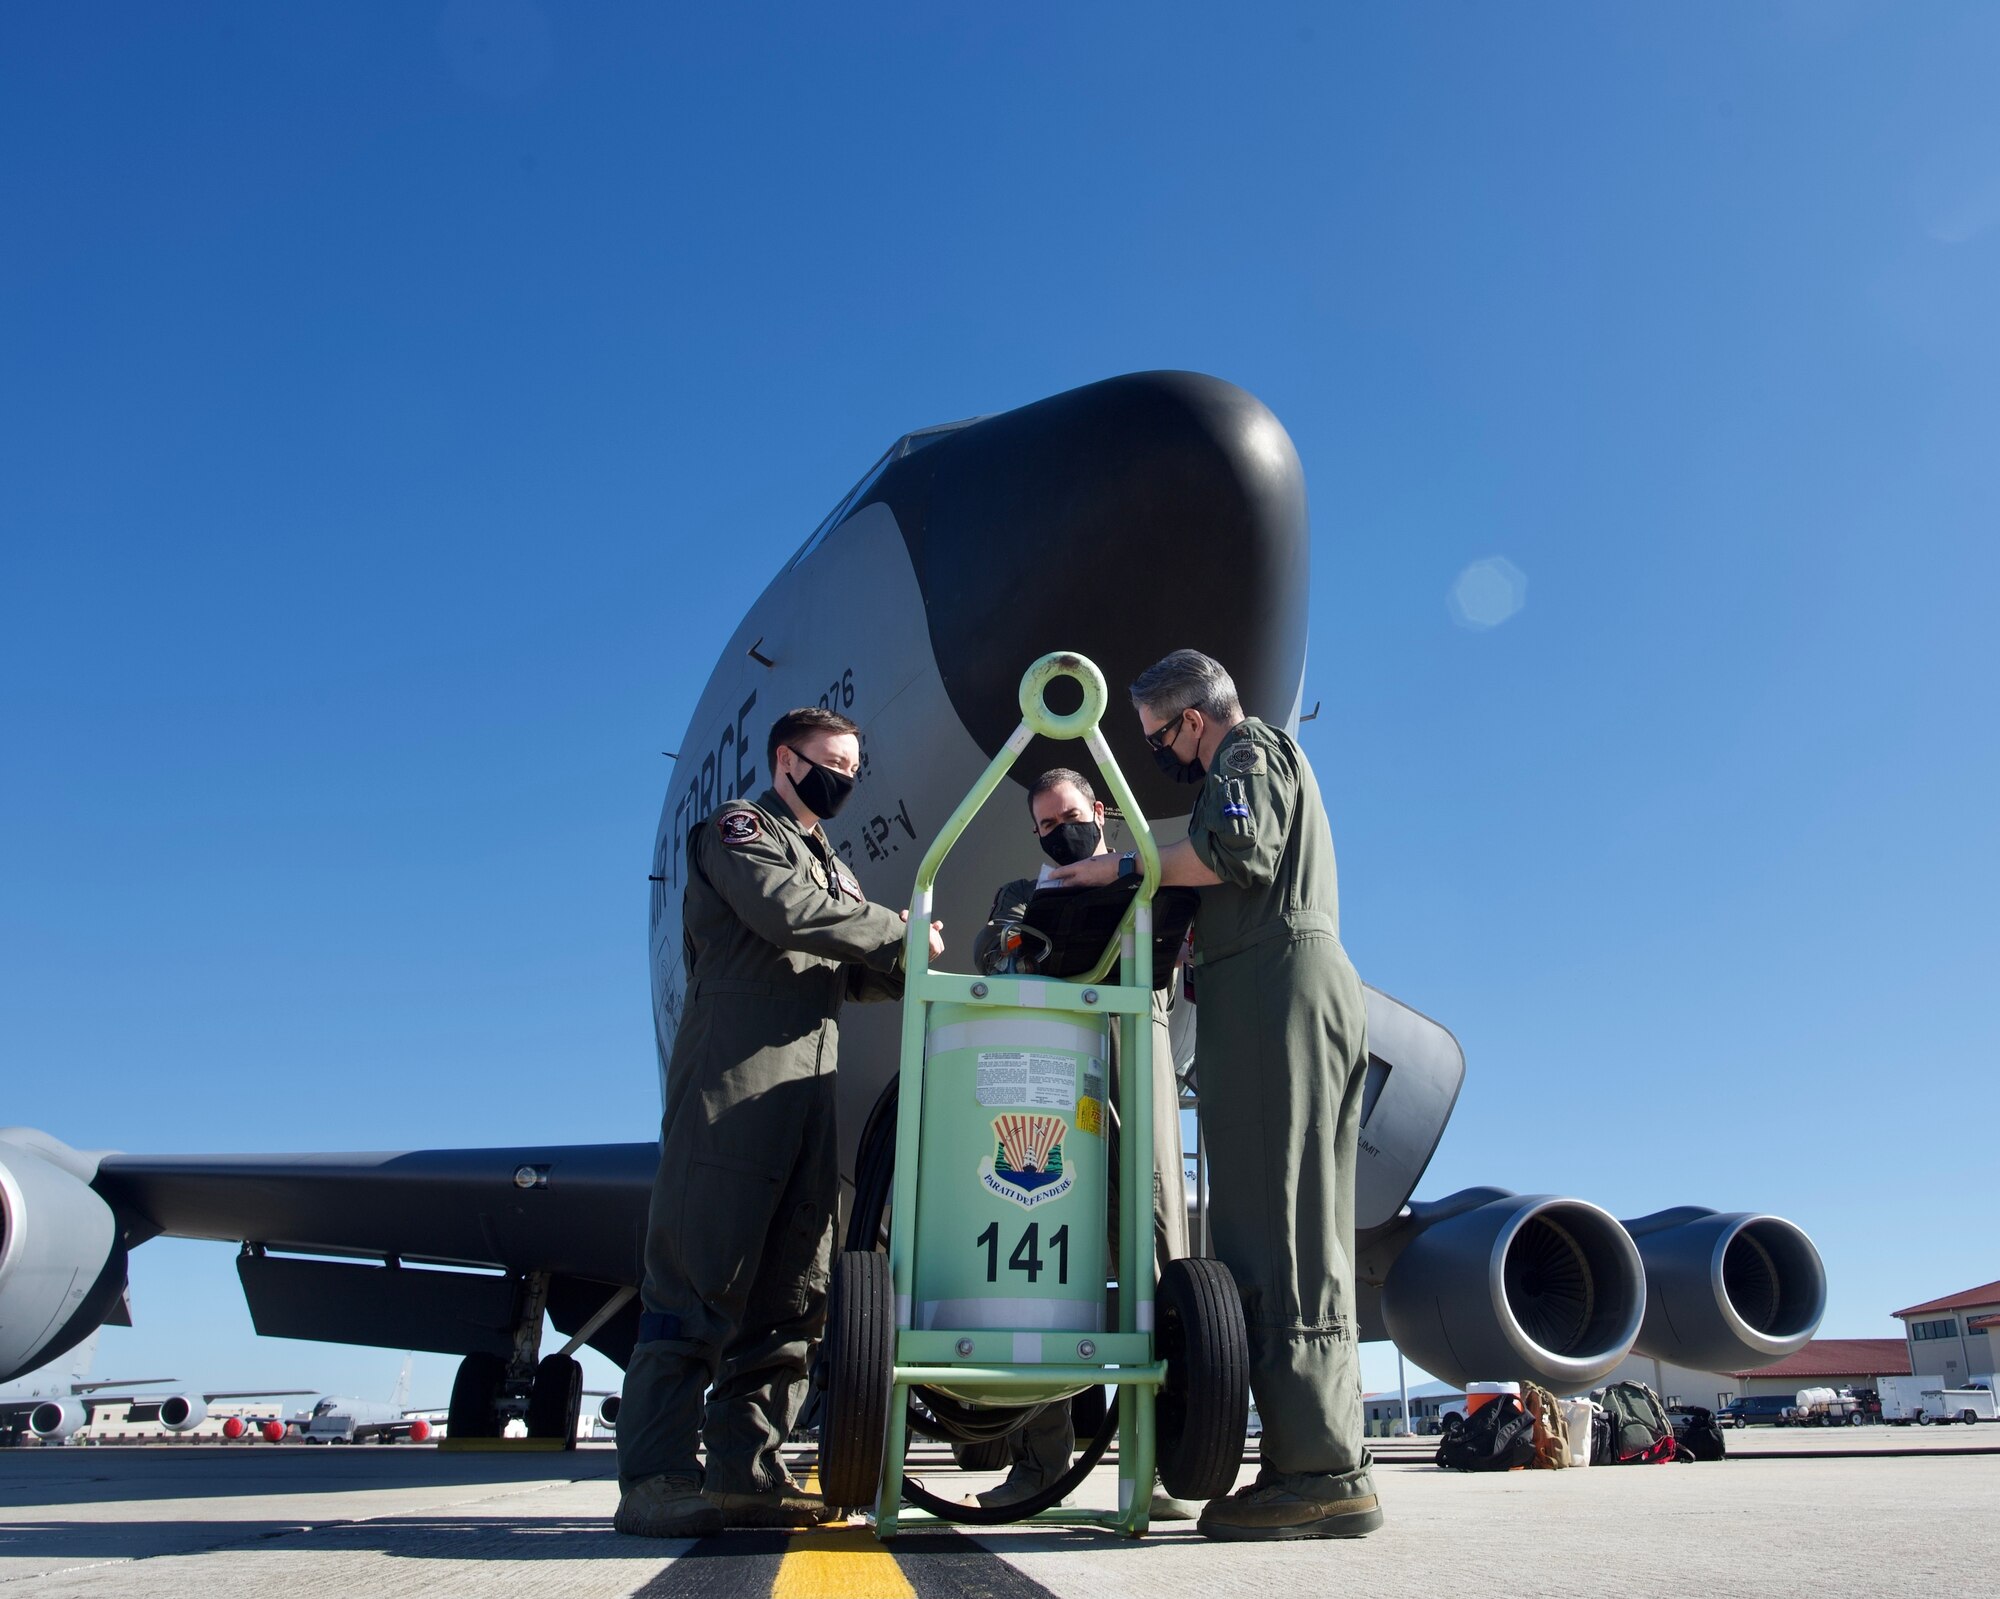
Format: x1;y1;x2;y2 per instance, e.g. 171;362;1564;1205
1117;851;1138;880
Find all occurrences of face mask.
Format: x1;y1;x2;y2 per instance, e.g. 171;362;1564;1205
784;747;856;819
1152;745;1205;784
1037;819;1102;866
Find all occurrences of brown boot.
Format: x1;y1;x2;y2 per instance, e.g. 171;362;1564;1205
614;1474;724;1539
705;1477;840;1529
1197;1475;1383;1542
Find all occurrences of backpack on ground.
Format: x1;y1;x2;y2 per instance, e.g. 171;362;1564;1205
1435;1394;1537;1472
1594;1381;1679;1464
1519;1380;1571;1469
1680;1405;1726;1461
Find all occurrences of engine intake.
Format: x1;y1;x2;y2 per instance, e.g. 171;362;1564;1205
0;1130;126;1383
1621;1208;1825;1371
1376;1191;1646;1391
159;1394;210;1432
29;1397;85;1442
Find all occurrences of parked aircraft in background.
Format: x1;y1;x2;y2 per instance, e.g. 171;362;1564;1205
287;1359;435;1444
0;372;1829;1442
0;1328;311;1444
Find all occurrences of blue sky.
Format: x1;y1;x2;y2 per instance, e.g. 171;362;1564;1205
5;3;1997;1408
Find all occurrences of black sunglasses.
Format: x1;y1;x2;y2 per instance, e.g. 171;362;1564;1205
1143;710;1189;752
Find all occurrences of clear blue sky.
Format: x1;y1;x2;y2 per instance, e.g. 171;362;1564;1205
5;3;1996;1407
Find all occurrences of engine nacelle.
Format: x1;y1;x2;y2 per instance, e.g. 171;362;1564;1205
597;1394;620;1430
407;1417;432;1442
0;1130;126;1383
1375;1190;1646;1392
159;1394;210;1432
29;1397;86;1442
1621;1208;1825;1371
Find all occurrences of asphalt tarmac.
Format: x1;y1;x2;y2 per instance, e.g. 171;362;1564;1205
2;1431;1994;1598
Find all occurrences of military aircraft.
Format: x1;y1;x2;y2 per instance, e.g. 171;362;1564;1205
0;372;1828;1442
0;1326;311;1444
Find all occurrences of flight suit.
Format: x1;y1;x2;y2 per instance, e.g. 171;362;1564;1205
1185;718;1372;1497
617;788;906;1496
969;878;1188;1495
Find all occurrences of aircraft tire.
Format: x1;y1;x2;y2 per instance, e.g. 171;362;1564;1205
1155;1256;1249;1501
448;1352;507;1439
820;1250;893;1510
527;1354;583;1447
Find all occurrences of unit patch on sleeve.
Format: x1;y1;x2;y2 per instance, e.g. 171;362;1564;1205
1225;741;1264;775
716;809;762;846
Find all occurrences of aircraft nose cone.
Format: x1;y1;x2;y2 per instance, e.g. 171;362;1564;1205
862;371;1312;816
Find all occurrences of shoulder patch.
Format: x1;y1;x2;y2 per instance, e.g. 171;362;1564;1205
1225;741;1264;775
716;809;762;846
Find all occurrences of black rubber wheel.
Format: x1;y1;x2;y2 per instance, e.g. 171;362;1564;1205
820;1250;894;1509
526;1354;583;1446
448;1351;507;1439
952;1435;1013;1472
1155;1256;1249;1500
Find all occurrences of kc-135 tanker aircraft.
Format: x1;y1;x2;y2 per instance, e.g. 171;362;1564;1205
0;372;1827;1443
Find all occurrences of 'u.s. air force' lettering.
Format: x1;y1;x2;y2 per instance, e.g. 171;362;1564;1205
979;1113;1074;1208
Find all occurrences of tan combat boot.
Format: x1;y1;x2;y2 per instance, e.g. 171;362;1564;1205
614;1473;724;1539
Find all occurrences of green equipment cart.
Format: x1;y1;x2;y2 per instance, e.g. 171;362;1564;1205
817;651;1248;1538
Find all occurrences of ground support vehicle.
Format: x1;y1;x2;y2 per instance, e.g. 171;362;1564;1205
1877;1376;1944;1425
815;652;1249;1540
1919;1386;1997;1424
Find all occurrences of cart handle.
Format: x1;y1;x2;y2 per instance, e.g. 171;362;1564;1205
902;651;1160;990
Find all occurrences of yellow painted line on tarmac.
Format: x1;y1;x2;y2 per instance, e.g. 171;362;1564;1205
771;1526;916;1599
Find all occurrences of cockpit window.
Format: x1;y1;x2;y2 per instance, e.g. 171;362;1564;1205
785;417;981;571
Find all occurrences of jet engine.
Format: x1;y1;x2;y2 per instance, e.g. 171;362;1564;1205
159;1394;209;1432
29;1397;86;1442
1621;1208;1825;1372
0;1130;127;1383
597;1394;620;1430
1368;1189;1647;1392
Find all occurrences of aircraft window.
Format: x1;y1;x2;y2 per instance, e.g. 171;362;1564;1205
785;417;981;572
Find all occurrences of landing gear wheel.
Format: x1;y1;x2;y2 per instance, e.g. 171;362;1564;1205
448;1351;507;1438
526;1354;583;1446
1155;1256;1249;1501
820;1250;893;1510
952;1436;1013;1472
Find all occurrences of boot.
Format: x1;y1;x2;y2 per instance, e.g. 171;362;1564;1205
614;1473;724;1539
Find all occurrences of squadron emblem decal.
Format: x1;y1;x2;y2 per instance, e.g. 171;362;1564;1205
979;1113;1073;1209
717;809;762;846
1225;741;1263;775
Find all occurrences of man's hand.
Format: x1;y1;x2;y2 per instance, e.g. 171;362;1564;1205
1043;853;1121;890
902;908;947;960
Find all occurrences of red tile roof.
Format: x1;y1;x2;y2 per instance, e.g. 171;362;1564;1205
1893;1281;2000;1319
1725;1338;1912;1382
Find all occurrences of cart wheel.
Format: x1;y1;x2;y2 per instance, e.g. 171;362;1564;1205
820;1251;894;1509
953;1436;1013;1472
1155;1257;1249;1500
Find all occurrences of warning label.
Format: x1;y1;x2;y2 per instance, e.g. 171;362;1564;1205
976;1051;1076;1109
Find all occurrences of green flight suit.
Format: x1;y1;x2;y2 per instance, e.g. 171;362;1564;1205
1186;718;1372;1496
969;876;1188;1492
617;787;906;1496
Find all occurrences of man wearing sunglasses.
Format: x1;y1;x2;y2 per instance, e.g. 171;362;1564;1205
617;706;945;1540
1044;650;1378;1544
961;767;1192;1515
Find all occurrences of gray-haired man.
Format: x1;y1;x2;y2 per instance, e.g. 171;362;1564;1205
1045;649;1379;1542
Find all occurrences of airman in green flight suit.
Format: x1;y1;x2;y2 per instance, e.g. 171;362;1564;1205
1046;649;1380;1543
614;706;944;1540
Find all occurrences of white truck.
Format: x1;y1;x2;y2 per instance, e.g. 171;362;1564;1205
1878;1376;1944;1425
1918;1384;1997;1425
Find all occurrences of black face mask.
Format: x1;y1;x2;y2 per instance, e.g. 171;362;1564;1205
1037;819;1102;866
1149;712;1205;784
784;747;856;819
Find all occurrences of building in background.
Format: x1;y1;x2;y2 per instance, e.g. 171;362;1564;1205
1891;1281;2000;1388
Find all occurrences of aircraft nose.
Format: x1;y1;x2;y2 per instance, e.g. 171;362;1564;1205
864;371;1312;815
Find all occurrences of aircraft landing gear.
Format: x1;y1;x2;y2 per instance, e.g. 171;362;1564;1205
444;1274;635;1447
526;1354;583;1442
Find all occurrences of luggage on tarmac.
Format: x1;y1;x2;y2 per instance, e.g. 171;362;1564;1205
1519;1380;1570;1469
1679;1405;1727;1461
1434;1394;1538;1472
1593;1381;1680;1464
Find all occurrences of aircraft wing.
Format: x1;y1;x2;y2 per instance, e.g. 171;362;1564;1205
92;1143;657;1370
201;1389;317;1400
